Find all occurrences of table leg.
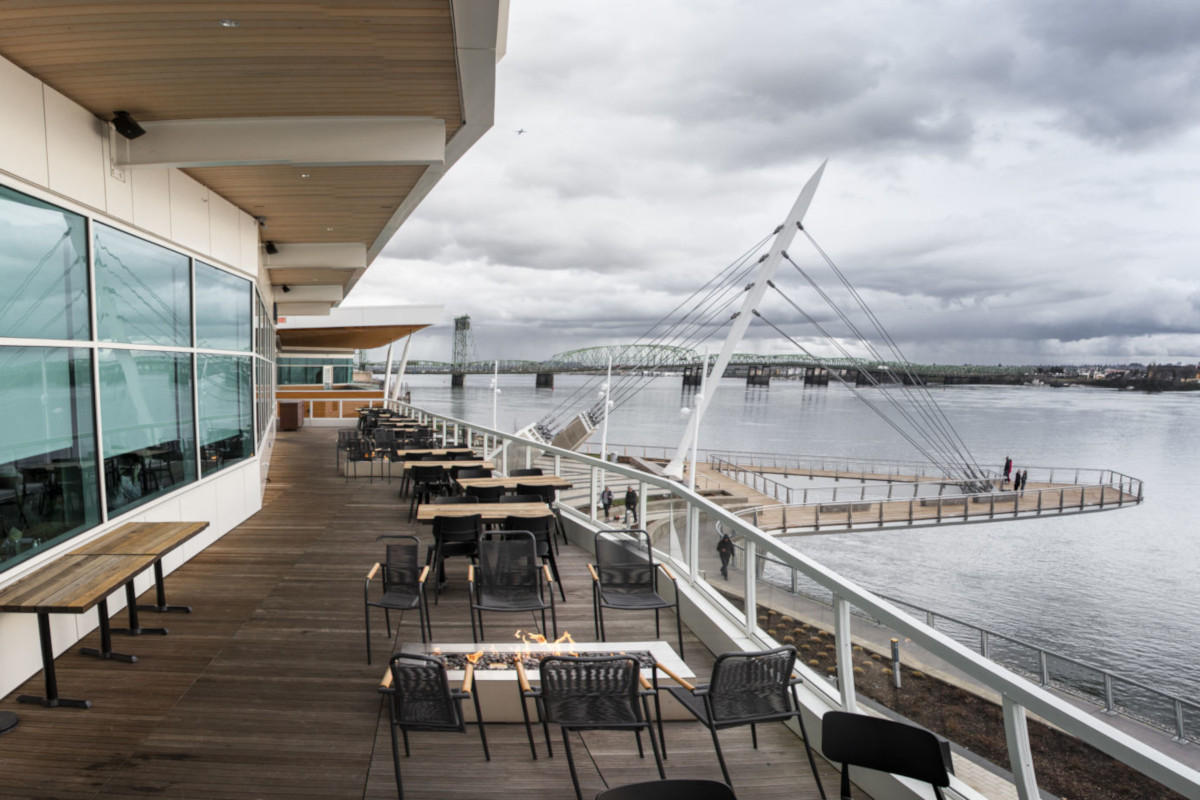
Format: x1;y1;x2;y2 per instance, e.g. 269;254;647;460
0;710;17;734
111;581;168;636
17;612;90;709
136;561;191;613
80;599;137;663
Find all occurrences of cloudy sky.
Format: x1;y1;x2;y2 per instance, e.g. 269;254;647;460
349;0;1200;366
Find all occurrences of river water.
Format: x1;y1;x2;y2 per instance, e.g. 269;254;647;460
403;373;1200;704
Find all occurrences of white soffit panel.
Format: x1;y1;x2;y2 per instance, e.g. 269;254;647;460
0;55;48;186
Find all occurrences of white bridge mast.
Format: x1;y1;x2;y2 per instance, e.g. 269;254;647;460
664;161;826;479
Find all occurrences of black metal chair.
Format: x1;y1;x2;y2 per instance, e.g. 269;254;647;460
516;654;664;800
663;646;825;796
821;711;952;800
509;467;543;477
454;467;493;480
517;482;566;549
498;493;543;504
408;464;450;521
590;529;683;658
364;535;430;664
596;779;737;800
429;513;483;603
503;515;565;601
336;428;358;469
468;531;556;642
465;484;504;503
380;653;489;800
345;438;378;482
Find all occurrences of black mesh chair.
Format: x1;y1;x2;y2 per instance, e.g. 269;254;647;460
336;428;358;469
509;467;543;477
591;529;683;658
447;450;478;460
408;465;450;521
821;711;952;800
516;655;664;800
468;531;556;642
380;653;489;800
664;646;825;796
429;513;483;603
346;438;378;482
503;515;565;601
364;535;430;664
454;468;493;480
498;493;543;504
596;779;737;800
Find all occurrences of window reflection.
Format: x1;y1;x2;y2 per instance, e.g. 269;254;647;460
198;355;254;475
95;223;191;347
0;347;100;568
196;261;252;351
99;349;196;515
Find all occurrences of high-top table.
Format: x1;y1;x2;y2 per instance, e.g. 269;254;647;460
416;502;554;524
70;521;210;634
456;475;573;492
0;553;158;708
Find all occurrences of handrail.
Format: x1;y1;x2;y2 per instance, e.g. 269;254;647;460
387;398;1197;798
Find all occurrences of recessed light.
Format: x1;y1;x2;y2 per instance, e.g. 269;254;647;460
300;173;311;179
326;227;334;231
219;18;239;28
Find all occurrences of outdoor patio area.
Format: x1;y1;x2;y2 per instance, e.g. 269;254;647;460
0;426;845;799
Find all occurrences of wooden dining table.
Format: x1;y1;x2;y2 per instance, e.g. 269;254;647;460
397;459;494;471
455;475;573;491
390;447;475;458
415;502;554;524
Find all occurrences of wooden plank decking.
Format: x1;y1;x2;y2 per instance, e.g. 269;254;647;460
0;426;843;800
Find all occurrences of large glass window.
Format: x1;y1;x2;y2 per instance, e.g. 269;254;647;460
196;261;252;352
276;356;354;385
0;346;100;570
198;355;253;476
0;186;89;341
98;349;196;515
95;224;191;347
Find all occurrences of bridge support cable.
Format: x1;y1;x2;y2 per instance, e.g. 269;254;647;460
751;310;962;473
783;243;984;482
760;280;975;477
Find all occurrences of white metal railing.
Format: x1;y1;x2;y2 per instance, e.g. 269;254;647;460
387;398;1199;799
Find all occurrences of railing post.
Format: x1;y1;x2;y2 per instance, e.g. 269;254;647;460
554;453;561;476
526;446;533;469
589;465;598;522
501;441;508;475
981;630;989;659
1039;651;1049;685
1003;697;1041;800
833;595;857;712
1175;700;1187;743
743;539;757;637
638;481;647;536
1037;490;1043;515
1103;674;1116;714
1100;484;1106;507
790;567;797;594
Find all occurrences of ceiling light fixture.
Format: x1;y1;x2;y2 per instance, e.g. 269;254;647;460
281;285;291;293
300;173;311;179
219;18;239;28
264;241;279;255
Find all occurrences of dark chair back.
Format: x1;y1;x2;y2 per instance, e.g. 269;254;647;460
447;451;478;460
432;513;483;543
595;779;737;800
465;484;504;503
431;495;480;505
821;711;952;799
503;515;554;555
476;531;540;598
412;464;448;483
707;647;797;725
508;467;543;477
516;483;556;505
595;529;656;591
348;439;375;461
454;468;494;480
381;535;423;593
373;428;397;447
499;493;543;504
387;653;464;732
537;655;643;726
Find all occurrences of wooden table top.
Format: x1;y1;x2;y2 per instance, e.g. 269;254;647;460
399;460;494;470
0;554;158;614
415;502;553;523
70;521;210;557
456;475;573;491
390;448;474;458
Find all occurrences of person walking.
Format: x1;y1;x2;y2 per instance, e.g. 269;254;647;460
600;485;614;520
1019;469;1028;492
1003;456;1012;485
624;485;638;525
716;532;734;580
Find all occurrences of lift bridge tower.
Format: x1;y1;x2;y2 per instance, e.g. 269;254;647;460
450;314;476;387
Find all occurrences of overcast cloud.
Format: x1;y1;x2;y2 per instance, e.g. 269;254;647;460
348;1;1200;366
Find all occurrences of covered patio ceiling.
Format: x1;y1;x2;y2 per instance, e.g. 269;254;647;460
0;1;506;314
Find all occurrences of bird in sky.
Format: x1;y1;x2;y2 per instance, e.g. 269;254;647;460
516;128;526;135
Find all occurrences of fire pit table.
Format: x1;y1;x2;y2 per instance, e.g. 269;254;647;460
397;640;696;722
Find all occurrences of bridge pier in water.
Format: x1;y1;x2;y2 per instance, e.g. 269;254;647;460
747;365;771;386
682;364;703;387
451;373;465;387
804;366;829;386
536;372;555;388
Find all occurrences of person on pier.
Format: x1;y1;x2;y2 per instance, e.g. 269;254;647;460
1003;456;1013;484
601;485;614;521
624;486;639;525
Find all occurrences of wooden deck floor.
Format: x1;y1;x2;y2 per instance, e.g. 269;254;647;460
0;426;843;800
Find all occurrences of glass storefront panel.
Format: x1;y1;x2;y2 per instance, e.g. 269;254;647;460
0;346;100;571
99;349;196;515
196;261;252;352
0;186;89;341
95;223;191;347
198;355;254;476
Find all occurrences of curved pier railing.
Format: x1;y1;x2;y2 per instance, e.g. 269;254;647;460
388;399;1197;799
